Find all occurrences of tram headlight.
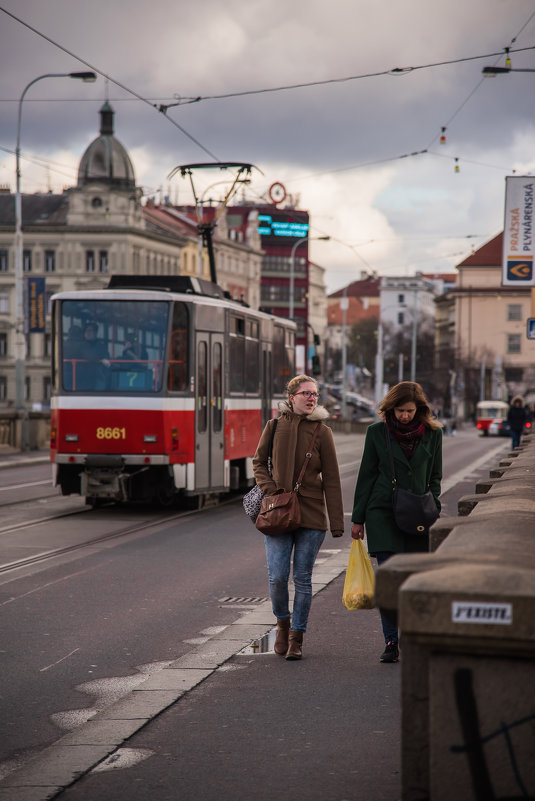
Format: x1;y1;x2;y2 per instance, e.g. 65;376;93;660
143;435;157;443
65;434;79;442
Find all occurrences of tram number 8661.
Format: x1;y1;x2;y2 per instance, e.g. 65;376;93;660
96;427;127;440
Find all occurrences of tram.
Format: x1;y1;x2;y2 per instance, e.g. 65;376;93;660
50;275;295;505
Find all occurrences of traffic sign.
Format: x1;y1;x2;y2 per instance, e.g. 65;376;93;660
527;318;535;339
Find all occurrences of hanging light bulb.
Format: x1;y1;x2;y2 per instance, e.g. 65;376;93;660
440;127;447;145
454;158;460;174
505;47;511;69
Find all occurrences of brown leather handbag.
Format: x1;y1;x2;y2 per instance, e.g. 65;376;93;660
255;423;321;536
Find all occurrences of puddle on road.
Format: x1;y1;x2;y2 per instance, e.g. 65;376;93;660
92;748;154;773
238;628;276;655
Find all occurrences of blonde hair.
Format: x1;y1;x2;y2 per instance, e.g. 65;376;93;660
286;374;319;397
378;381;442;430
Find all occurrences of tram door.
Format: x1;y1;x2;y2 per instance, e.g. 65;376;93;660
195;332;225;490
261;344;272;427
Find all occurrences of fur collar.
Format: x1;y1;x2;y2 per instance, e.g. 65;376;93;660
278;399;329;421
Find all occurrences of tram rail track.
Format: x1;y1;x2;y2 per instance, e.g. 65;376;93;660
0;491;240;576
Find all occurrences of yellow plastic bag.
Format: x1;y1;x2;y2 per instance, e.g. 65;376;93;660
342;539;376;610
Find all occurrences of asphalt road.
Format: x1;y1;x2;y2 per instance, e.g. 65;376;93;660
0;428;509;799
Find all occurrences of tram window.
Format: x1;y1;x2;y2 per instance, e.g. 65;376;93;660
272;324;293;394
212;341;222;432
229;314;245;393
245;318;260;393
197;340;207;433
168;302;189;392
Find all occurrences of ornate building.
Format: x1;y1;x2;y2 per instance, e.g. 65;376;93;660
0;103;262;407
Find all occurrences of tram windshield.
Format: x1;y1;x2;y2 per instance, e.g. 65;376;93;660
60;299;169;393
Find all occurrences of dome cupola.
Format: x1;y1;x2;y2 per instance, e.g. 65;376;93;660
77;102;136;190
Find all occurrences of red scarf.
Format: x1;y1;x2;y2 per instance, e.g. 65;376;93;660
386;412;425;460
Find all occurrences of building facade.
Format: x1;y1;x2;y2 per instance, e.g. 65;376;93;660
436;232;535;418
0;104;264;408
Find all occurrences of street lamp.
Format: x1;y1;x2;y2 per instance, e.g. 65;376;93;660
14;71;96;446
289;235;330;319
482;66;535;75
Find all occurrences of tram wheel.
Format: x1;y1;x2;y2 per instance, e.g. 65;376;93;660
155;486;177;507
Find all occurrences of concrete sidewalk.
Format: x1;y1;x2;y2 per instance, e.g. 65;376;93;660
0;545;400;801
0;448;49;470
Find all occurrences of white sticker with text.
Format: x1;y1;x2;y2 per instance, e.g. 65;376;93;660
452;601;513;625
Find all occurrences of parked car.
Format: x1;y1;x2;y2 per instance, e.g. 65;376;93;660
488;418;510;437
488;417;532;437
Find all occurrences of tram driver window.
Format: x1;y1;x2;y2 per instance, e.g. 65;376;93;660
168;302;188;392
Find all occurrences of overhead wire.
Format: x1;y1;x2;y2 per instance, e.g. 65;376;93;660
0;5;221;163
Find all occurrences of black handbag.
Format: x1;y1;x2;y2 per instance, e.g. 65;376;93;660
384;423;439;535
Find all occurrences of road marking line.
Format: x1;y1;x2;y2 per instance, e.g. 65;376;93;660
441;444;508;494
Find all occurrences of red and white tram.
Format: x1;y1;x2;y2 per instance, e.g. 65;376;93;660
50;276;295;505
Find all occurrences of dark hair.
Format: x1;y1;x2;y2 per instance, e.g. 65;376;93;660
378;381;441;430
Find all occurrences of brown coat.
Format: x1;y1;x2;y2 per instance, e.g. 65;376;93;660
252;402;344;536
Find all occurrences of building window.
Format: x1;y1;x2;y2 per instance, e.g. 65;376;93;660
25;376;30;402
398;312;405;325
507;304;522;321
0;250;8;272
0;376;6;401
43;376;51;402
398;294;405;304
0;333;7;356
507;334;521;354
45;250;56;273
44;333;52;357
86;250;95;272
23;249;32;272
0;293;9;314
99;250;108;273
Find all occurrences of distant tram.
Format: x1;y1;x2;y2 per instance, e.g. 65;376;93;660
50;276;295;505
475;400;509;435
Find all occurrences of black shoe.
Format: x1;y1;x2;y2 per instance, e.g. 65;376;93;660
380;641;399;663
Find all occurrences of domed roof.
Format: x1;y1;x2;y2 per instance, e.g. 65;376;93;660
78;102;136;190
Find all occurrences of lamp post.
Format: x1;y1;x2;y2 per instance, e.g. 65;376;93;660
289;235;330;319
14;71;96;445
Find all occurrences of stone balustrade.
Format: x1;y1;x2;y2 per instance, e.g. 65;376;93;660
375;433;535;801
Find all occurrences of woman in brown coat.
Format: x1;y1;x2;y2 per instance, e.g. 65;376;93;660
253;374;344;660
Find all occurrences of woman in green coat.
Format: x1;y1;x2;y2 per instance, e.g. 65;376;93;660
351;381;442;663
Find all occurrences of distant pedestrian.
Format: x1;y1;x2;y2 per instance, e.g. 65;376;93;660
507;395;527;449
351;381;442;663
253;374;344;660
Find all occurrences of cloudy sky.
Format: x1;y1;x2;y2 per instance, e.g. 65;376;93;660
1;0;535;292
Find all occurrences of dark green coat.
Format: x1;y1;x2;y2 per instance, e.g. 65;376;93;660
351;421;442;554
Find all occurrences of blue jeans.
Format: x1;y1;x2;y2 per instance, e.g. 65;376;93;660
511;430;521;449
375;551;398;644
264;528;326;632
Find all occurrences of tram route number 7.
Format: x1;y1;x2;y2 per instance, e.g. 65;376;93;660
96;427;127;440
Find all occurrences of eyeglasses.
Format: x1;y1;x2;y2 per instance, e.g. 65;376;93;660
294;390;319;400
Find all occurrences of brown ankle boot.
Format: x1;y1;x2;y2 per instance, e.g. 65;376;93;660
285;630;303;660
274;618;291;655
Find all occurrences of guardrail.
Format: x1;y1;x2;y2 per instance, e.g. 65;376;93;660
0;411;50;451
375;433;535;800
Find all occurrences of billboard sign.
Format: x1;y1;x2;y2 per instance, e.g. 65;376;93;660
257;211;309;243
502;176;535;286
